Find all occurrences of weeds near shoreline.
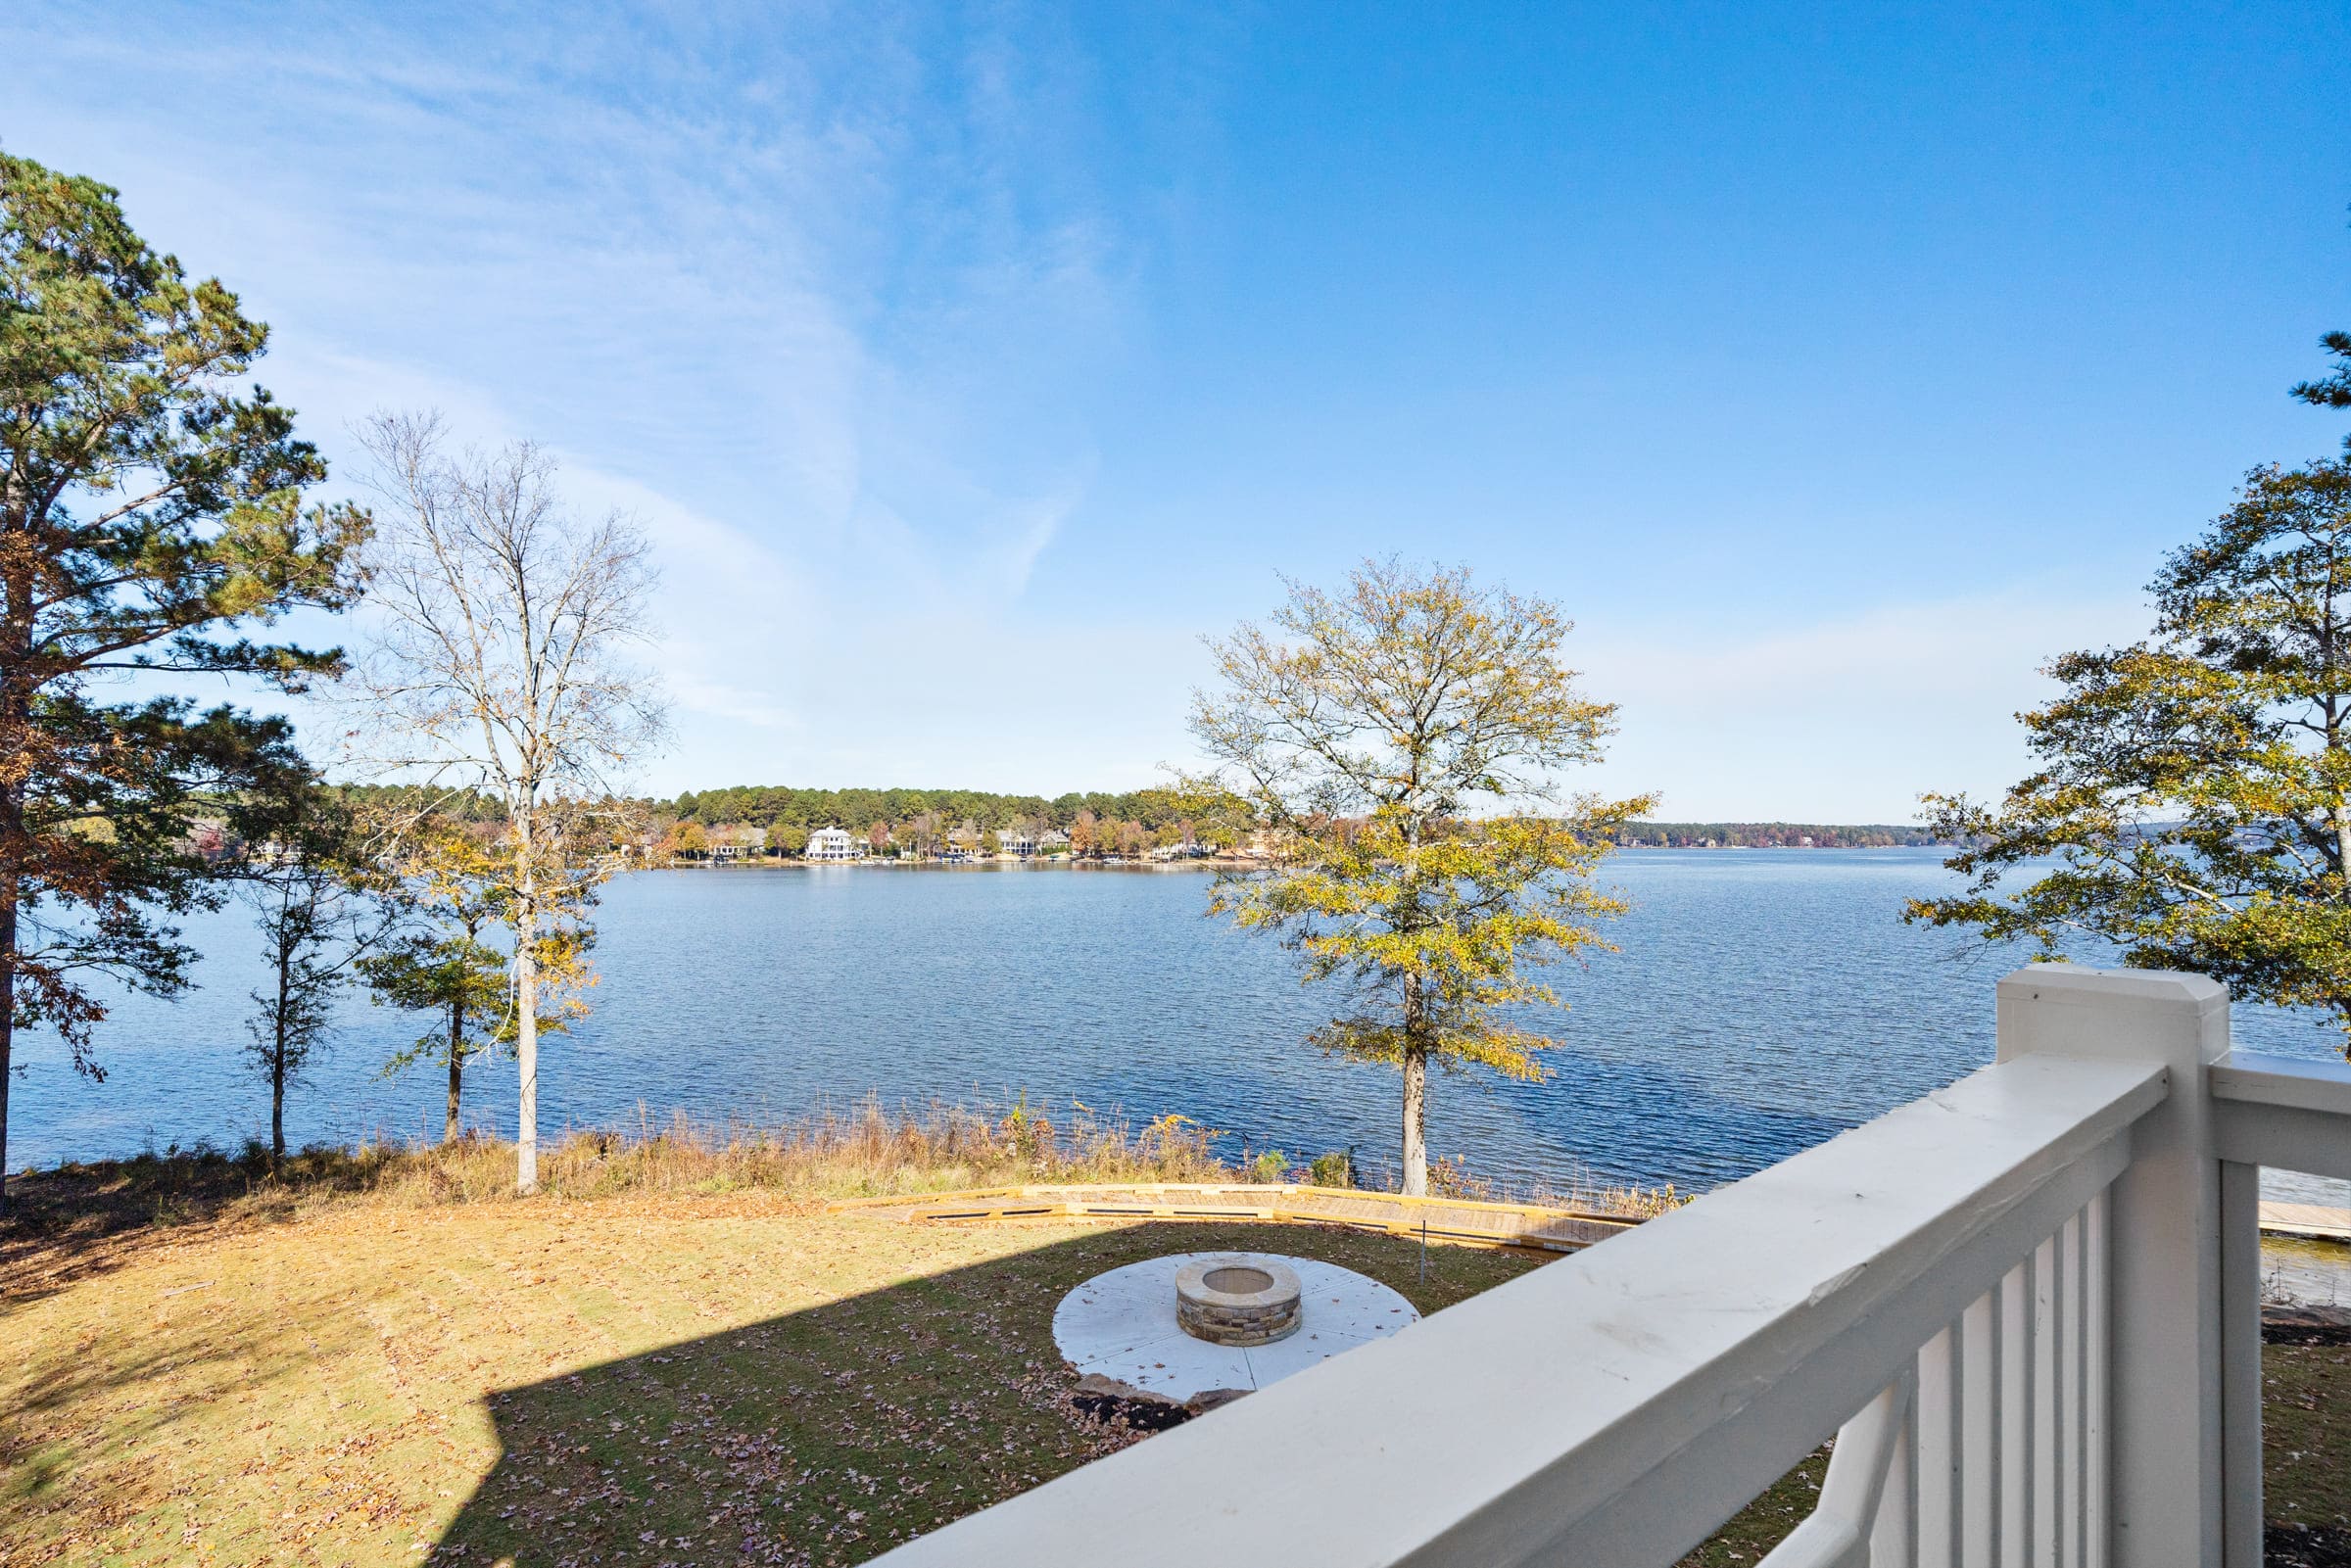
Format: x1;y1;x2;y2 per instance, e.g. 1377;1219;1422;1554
3;1095;1684;1278
1;1096;1230;1244
391;1098;1242;1204
1423;1151;1690;1219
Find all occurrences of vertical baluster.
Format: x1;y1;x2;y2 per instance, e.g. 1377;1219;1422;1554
2061;1210;2085;1568
1873;1372;1920;1568
2001;1252;2036;1567
1962;1285;2000;1564
1916;1322;1958;1568
1762;1374;1913;1568
2035;1232;2062;1568
2085;1189;2109;1568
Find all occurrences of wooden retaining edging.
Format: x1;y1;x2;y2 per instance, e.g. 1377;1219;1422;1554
825;1182;1642;1255
830;1185;2351;1254
2259;1201;2351;1242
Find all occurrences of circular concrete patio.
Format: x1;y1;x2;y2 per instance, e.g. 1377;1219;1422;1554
1052;1252;1419;1404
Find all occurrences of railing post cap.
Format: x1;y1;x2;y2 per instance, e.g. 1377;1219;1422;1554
1995;963;2228;1011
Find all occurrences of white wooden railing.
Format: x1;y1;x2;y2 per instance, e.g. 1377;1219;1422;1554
875;966;2330;1567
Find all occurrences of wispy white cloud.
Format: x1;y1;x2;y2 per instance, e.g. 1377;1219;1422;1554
1576;588;2155;821
10;2;1160;790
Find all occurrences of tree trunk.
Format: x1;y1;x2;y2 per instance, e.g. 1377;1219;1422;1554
2336;802;2351;905
1398;807;1432;1199
0;893;15;1214
271;950;292;1167
2;502;24;1215
2337;803;2351;1056
1401;972;1429;1197
445;1001;464;1143
270;1043;287;1166
515;816;539;1194
1401;1042;1428;1198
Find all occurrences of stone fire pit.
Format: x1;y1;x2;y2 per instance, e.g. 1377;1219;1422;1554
1175;1256;1303;1346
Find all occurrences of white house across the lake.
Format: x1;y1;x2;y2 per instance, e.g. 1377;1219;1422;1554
805;826;861;861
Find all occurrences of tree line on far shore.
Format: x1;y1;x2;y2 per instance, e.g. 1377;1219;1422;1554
655;784;1229;862
1620;822;1947;848
656;788;1949;854
669;784;1192;834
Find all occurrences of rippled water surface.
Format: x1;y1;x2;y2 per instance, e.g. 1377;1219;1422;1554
15;850;2351;1196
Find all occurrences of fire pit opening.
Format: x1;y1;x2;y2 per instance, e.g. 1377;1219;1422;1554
1202;1266;1274;1294
1175;1255;1304;1347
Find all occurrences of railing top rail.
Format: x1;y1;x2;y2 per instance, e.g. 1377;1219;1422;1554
2212;1049;2351;1181
873;1051;2169;1568
2211;1050;2351;1112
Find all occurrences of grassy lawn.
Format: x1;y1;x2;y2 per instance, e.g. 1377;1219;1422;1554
0;1191;1535;1566
6;1171;2347;1568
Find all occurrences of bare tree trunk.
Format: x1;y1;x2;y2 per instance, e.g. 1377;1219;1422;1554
1401;972;1428;1197
1399;811;1431;1199
2336;802;2351;902
1401;1045;1428;1198
2336;801;2351;1056
270;1042;287;1166
515;816;539;1194
271;951;292;1167
446;1001;464;1143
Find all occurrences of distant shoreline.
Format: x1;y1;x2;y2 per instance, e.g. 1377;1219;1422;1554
650;842;1955;872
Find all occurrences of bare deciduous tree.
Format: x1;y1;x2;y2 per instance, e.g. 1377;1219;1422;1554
236;785;402;1167
348;411;667;1193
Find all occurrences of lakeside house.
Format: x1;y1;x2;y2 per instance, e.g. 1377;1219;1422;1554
805;826;861;861
998;828;1038;859
710;826;766;861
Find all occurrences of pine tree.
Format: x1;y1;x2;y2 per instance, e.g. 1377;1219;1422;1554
0;154;367;1204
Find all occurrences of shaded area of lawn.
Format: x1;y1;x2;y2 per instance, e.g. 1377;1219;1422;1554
436;1221;1525;1564
2270;1329;2351;1567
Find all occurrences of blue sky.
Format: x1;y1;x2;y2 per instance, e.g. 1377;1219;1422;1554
9;1;2349;818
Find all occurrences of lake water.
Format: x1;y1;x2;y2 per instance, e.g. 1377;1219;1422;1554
13;850;2351;1202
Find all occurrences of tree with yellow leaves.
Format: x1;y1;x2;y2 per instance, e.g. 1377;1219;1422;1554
1189;559;1654;1196
360;819;592;1141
